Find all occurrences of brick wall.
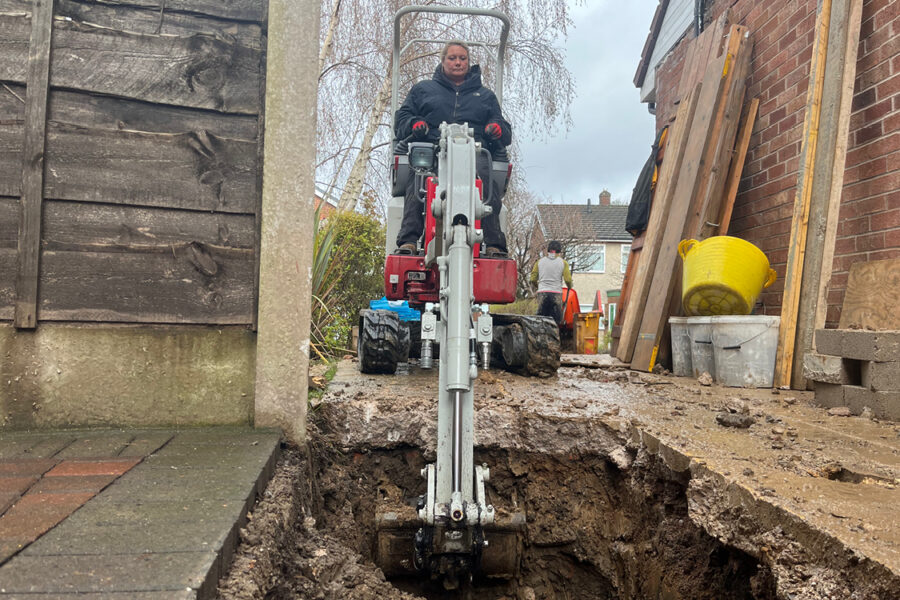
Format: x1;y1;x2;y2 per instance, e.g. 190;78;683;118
652;0;899;326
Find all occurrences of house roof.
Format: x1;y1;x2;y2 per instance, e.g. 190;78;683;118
536;204;632;243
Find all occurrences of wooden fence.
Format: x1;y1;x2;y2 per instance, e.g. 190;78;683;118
0;0;266;327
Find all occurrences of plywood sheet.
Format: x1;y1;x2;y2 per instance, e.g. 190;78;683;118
838;259;900;330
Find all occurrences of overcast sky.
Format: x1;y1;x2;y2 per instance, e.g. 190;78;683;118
518;0;659;205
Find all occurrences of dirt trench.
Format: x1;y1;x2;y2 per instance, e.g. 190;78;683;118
217;423;777;599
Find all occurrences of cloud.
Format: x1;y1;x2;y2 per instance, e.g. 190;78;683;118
519;0;659;205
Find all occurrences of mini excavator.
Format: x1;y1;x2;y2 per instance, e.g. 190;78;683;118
355;6;560;590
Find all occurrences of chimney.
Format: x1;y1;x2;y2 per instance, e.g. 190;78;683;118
599;190;611;206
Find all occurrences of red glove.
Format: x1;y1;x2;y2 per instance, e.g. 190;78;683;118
484;122;502;140
412;120;428;137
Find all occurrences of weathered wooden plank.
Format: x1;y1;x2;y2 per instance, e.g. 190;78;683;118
717;97;759;235
16;0;54;329
0;122;21;197
0;121;258;212
616;86;700;364
0;13;261;114
42;199;256;250
0;197;16;248
38;247;255;324
0;0;264;27
630;46;730;371
1;84;258;140
775;0;832;389
796;0;864;386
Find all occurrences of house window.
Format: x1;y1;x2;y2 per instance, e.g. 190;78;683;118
584;244;606;273
621;244;631;273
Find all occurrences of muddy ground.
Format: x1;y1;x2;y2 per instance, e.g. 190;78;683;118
217;356;900;600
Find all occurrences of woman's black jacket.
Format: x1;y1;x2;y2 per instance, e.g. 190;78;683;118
394;64;512;149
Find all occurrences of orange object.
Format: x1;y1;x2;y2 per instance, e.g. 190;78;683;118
561;287;579;329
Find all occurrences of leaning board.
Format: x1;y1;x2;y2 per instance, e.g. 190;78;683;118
838;259;900;330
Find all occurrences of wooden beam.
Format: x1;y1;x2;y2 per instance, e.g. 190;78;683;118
774;0;832;388
793;0;864;388
15;0;55;329
615;87;700;363
717;97;759;235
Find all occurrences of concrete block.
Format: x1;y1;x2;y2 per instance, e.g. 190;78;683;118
843;385;900;421
816;329;900;362
803;352;856;384
813;382;845;409
860;361;900;391
815;329;843;356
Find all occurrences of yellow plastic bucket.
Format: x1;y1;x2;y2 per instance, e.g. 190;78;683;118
678;236;776;316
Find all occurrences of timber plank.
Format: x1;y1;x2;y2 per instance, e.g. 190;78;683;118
0;0;263;26
838;259;900;331
0;248;13;320
775;0;832;388
42;200;256;250
15;0;54;328
610;232;642;355
1;83;258;140
0;14;261;114
717;97;759;235
630;48;730;372
0;0;263;45
0;116;258;214
796;0;864;386
38;247;255;324
0;123;20;197
616;86;700;364
678;11;729;100
0;197;15;248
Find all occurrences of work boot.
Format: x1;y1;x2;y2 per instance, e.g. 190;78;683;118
396;243;417;255
483;246;507;258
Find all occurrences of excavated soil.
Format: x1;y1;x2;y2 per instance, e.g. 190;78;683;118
217;357;900;600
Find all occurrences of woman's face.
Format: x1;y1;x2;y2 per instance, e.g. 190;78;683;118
442;45;469;83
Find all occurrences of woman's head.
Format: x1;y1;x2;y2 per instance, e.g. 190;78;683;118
441;41;470;84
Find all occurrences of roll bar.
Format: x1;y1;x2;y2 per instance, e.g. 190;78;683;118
391;6;511;120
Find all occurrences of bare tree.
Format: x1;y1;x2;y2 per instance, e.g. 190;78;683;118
316;0;579;213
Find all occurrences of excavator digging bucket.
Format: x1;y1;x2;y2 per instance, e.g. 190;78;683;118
375;503;525;580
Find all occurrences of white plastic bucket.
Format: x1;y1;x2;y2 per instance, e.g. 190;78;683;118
668;317;692;377
711;315;781;387
687;316;716;379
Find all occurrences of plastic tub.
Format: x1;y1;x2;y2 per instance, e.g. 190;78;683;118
679;236;777;316
668;317;692;377
687;316;716;379
711;315;781;388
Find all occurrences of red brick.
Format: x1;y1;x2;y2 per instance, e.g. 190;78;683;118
855;86;880;112
841;215;870;236
0;476;37;496
855;122;884;146
871;208;900;231
30;474;118;494
877;72;900;100
0;492;95;539
846;131;900;167
45;457;141;478
0;459;58;477
857;231;886;252
885;112;900;134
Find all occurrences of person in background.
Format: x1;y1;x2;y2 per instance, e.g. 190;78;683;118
530;240;573;324
394;40;511;256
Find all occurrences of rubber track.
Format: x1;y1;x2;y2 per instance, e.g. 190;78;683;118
492;314;560;377
358;309;409;374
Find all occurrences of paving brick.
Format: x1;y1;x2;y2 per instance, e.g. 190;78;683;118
30;474;118;494
0;475;38;495
814;382;846;409
861;360;900;391
0;459;58;477
844;385;900;420
815;328;843;355
45;457;142;478
802;352;859;384
0;492;96;539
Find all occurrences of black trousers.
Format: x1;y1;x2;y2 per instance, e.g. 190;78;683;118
396;152;507;252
